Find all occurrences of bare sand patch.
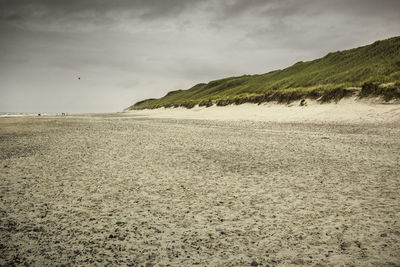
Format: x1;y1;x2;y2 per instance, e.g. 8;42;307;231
0;114;399;266
127;98;400;124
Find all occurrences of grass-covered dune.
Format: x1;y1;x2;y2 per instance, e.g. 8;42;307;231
127;36;400;110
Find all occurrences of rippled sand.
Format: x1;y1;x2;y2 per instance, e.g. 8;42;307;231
1;114;399;266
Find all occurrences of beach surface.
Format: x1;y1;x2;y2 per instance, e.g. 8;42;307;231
1;106;400;266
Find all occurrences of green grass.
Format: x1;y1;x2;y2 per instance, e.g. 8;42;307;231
127;36;400;110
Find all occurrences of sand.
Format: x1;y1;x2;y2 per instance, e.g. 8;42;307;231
128;98;400;124
1;104;400;266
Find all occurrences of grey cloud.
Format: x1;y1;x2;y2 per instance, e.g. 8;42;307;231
2;0;400;25
217;0;400;53
2;0;400;36
1;0;399;112
0;0;207;31
207;0;400;29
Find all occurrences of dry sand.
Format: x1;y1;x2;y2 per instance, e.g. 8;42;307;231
128;98;400;124
1;103;400;266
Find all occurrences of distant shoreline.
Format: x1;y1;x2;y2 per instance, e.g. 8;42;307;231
0;112;44;118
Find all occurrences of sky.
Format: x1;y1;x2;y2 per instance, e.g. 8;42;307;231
1;0;399;113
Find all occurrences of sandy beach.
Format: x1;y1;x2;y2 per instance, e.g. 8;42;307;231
1;104;400;266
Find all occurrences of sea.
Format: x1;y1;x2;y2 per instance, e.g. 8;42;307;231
0;112;60;118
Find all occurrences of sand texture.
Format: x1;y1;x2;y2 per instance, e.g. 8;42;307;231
129;98;400;124
1;114;400;266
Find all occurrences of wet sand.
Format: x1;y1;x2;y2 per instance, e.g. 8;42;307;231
1;114;399;266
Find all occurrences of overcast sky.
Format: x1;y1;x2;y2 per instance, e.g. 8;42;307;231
1;0;399;113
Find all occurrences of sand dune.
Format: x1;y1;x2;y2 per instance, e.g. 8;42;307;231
0;109;399;266
128;98;400;124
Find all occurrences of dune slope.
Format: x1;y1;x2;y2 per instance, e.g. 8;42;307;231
128;36;400;110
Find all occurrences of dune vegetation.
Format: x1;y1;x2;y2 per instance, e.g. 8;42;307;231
127;36;400;110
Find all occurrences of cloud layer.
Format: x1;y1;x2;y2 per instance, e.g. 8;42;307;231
1;0;399;112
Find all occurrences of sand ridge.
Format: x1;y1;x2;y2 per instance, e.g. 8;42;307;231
127;98;400;124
